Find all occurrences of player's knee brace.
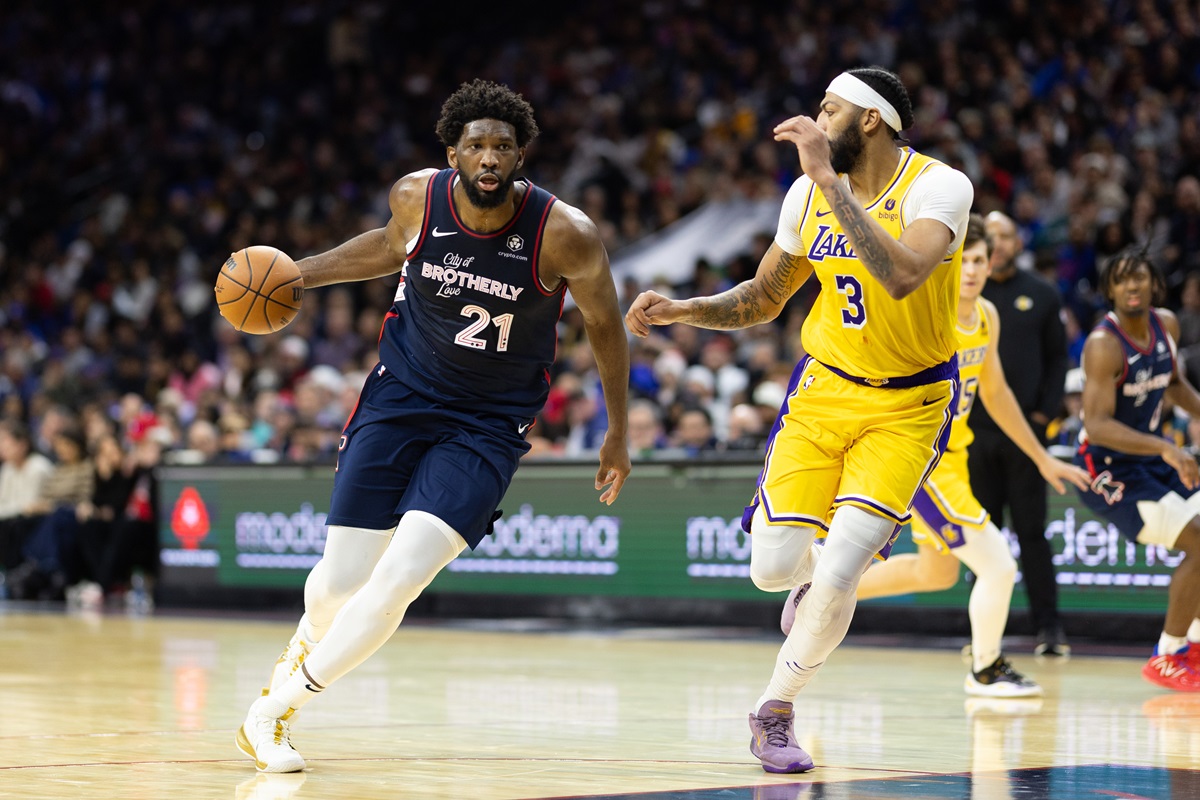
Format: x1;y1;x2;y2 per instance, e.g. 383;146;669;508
749;507;818;591
362;511;466;612
793;506;895;637
306;525;394;608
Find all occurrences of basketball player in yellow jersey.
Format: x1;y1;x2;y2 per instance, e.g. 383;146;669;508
781;215;1091;697
627;66;973;773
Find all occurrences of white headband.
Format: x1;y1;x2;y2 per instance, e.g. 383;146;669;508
826;73;903;133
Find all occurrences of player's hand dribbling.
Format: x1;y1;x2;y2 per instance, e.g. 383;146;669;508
1162;444;1200;491
595;432;631;505
625;291;687;337
773;116;837;186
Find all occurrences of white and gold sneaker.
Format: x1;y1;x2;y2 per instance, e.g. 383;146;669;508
236;696;306;773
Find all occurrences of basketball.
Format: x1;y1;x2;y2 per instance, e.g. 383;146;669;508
214;246;304;335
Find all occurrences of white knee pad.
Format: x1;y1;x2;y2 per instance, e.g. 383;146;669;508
367;511;468;609
308;525;394;602
796;507;894;635
750;506;819;591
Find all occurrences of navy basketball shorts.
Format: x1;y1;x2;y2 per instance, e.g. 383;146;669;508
1075;455;1194;545
328;365;532;549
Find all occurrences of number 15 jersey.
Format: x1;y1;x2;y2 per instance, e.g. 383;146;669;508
774;148;973;383
379;168;565;418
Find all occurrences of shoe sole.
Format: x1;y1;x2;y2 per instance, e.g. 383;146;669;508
751;743;815;773
236;725;306;773
761;761;815;774
963;677;1044;698
1141;666;1200;693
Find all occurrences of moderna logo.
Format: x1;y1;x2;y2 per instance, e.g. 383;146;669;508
171;486;211;550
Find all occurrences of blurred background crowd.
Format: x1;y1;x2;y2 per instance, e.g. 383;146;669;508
2;1;1200;597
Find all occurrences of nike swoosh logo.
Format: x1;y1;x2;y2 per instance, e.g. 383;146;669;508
518;422;531;434
1127;355;1140;365
816;209;832;217
304;683;322;693
921;397;941;406
431;227;457;237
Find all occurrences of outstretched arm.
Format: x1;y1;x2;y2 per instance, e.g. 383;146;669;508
546;205;631;505
295;171;434;287
624;242;813;336
975;302;1090;494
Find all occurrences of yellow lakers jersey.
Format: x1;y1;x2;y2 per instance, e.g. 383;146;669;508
796;149;961;380
947;299;990;452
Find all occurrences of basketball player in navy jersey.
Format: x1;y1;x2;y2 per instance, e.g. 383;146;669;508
1075;249;1200;692
236;80;631;772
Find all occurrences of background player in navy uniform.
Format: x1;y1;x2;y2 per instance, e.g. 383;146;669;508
1075;249;1200;692
236;80;632;772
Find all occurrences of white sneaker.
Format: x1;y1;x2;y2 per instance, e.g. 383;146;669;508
236;696;306;773
269;632;312;693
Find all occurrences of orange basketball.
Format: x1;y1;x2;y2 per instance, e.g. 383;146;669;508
214;246;304;335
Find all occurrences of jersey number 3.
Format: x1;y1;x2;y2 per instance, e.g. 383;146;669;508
455;305;514;352
836;274;866;328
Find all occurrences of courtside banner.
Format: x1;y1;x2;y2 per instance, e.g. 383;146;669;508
157;459;1173;612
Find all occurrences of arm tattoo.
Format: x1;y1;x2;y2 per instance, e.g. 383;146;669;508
684;250;806;330
823;180;893;284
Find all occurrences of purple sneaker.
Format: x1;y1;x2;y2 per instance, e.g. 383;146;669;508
780;583;812;636
748;700;815;773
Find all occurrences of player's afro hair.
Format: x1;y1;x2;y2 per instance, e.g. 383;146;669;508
1099;244;1166;305
436;79;540;148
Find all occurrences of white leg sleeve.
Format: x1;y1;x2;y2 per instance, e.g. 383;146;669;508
759;506;895;706
302;525;395;642
266;511;467;716
749;505;820;592
953;521;1017;671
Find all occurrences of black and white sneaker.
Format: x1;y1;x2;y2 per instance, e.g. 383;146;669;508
965;655;1044;698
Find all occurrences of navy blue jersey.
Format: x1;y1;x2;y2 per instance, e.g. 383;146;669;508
378;169;565;418
1078;310;1177;467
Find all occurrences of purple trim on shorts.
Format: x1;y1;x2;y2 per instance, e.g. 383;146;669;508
833;493;911;524
908;374;959;510
759;489;831;532
910;490;966;548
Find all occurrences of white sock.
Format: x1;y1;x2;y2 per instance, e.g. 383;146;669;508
260;662;327;718
1159;632;1188;655
1187;618;1200;644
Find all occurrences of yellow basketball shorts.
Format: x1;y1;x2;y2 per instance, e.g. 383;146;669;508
745;357;957;559
908;448;989;551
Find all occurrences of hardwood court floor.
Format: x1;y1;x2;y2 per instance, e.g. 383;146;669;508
2;607;1198;800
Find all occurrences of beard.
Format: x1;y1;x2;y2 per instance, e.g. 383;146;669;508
461;168;517;209
829;123;866;174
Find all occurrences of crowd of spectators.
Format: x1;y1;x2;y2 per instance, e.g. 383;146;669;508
2;0;1200;551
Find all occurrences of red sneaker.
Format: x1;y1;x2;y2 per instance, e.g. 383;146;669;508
1184;644;1200;669
1142;652;1200;692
